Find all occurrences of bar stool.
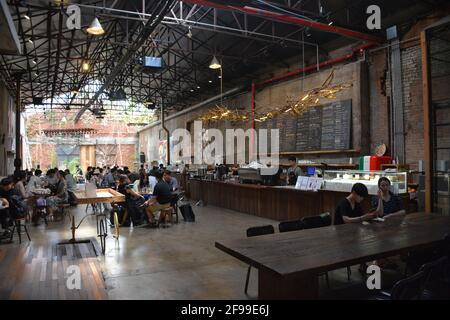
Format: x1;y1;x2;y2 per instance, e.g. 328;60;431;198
171;203;179;224
10;217;31;244
57;203;71;222
160;207;174;228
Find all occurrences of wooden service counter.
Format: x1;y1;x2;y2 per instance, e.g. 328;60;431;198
188;179;411;223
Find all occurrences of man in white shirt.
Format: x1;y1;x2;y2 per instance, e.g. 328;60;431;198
26;169;44;193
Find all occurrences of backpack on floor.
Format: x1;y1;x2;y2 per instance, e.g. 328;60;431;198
110;204;128;227
179;203;195;222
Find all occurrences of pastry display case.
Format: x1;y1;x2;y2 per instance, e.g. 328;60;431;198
323;170;408;195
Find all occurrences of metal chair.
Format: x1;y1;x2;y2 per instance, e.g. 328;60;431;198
244;225;275;295
376;271;426;300
278;219;304;233
419;256;450;299
9;217;31;244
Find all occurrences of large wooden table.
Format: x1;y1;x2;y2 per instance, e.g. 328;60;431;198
215;212;450;299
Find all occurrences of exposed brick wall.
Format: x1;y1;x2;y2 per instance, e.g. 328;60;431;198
116;144;136;168
29;144;56;169
402;45;424;171
368;51;390;155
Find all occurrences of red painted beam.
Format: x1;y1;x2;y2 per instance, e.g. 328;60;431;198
256;43;376;87
182;0;385;44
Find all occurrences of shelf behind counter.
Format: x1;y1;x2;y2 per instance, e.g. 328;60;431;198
187;178;412;223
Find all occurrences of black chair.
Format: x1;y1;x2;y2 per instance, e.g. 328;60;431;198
302;215;326;229
319;212;332;226
278;219;303;233
9;217;31;244
244;225;275;295
300;213;339;286
376;271;426;300
404;234;450;276
419;256;450;299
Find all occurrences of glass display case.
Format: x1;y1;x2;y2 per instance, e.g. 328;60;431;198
323;170;408;195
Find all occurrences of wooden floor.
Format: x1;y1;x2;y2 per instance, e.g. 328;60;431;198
0;238;107;300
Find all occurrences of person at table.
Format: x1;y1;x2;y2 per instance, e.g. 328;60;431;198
287;156;303;185
13;170;31;200
44;169;58;192
144;171;172;226
26;169;44;194
46;170;68;218
0;178;14;234
163;170;178;191
64;169;77;203
372;177;406;219
75;164;83;177
334;183;380;225
116;176;146;226
104;167;117;188
138;173;150;193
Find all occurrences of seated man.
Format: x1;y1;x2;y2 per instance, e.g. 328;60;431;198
163;170;178;191
144;171;172;225
334;183;379;225
26;169;44;194
334;183;381;273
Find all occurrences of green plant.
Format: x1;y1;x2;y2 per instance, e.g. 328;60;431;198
67;158;80;174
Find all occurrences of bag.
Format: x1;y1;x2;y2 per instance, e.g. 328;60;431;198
36;197;47;207
179;203;195;222
110;204;128;227
9;195;28;219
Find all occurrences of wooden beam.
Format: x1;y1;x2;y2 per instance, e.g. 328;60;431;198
421;30;432;213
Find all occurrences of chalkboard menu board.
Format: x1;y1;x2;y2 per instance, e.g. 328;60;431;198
259;99;352;153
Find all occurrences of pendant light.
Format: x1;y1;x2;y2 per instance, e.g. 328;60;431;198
209;55;221;69
87;17;105;35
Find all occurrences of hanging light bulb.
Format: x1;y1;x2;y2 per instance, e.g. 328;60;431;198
86;17;105;35
81;61;90;72
209;56;221;69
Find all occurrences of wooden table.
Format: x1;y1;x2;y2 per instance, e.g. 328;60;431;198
215;212;450;299
73;188;124;204
72;188;125;254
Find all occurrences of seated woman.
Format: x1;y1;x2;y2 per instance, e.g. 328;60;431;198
45;170;68;218
138;173;150;193
13;170;31;200
372;177;406;219
371;177;406;270
117;176;146;227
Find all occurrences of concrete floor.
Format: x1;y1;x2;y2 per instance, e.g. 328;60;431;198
2;202;404;300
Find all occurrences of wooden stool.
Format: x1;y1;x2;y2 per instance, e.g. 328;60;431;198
35;205;48;226
10;217;31;244
171;203;179;224
160;207;173;227
57;203;71;222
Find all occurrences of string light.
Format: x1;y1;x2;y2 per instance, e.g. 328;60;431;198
197;70;353;123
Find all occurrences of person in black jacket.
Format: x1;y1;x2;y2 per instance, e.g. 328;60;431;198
334;183;379;225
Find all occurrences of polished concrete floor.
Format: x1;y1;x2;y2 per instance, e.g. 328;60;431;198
1;202;404;300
